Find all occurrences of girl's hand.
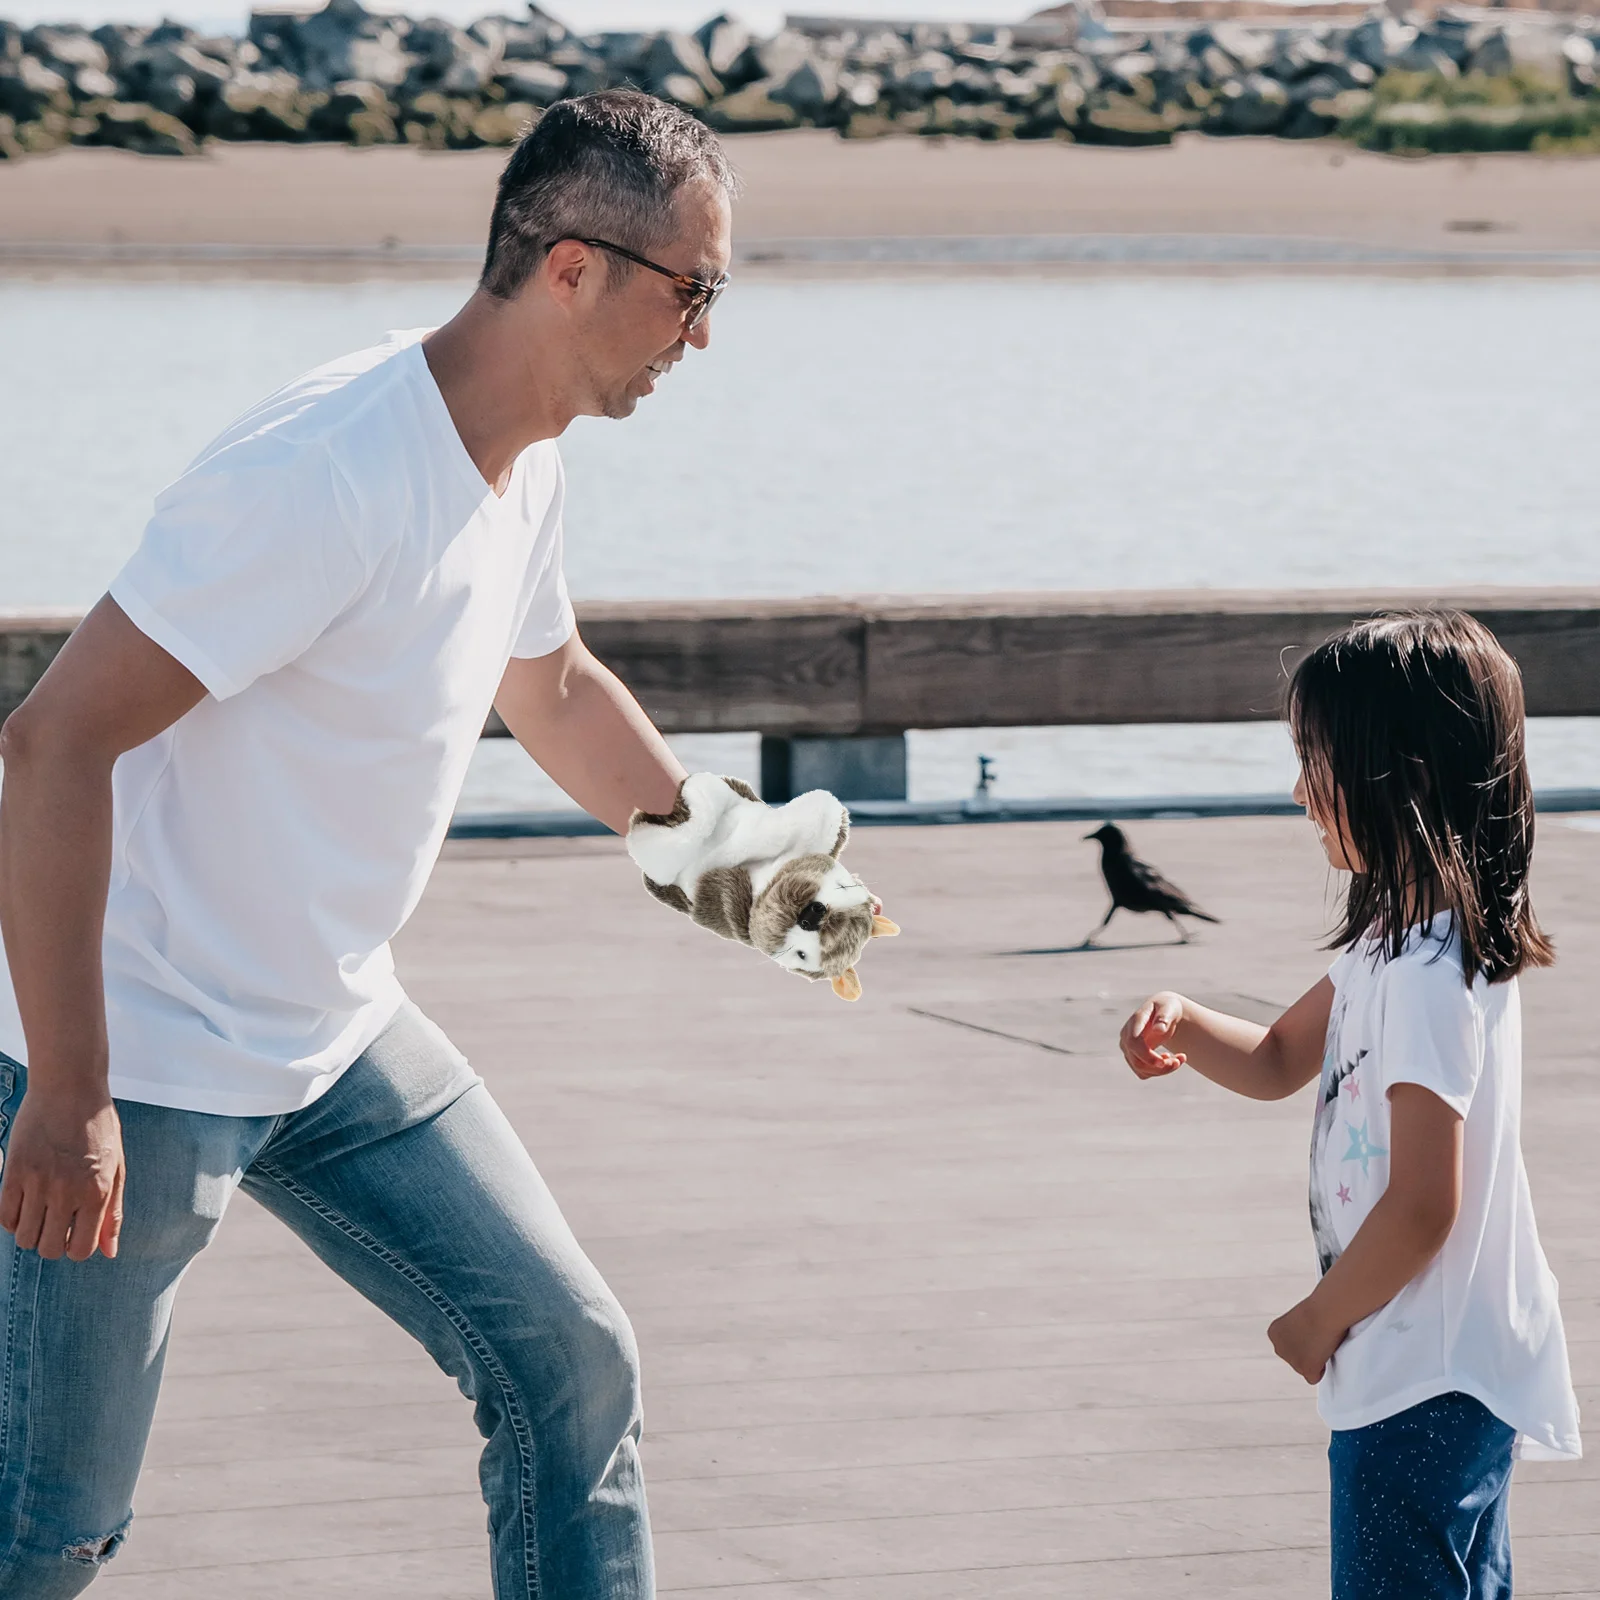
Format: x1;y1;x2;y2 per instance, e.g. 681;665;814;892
1119;992;1188;1079
1268;1294;1346;1384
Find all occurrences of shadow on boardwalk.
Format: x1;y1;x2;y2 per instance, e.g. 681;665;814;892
102;816;1598;1598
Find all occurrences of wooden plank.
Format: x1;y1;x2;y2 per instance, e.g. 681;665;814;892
10;590;1600;733
0;613;77;726
576;601;865;737
860;589;1600;729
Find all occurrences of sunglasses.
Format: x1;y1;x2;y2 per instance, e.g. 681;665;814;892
577;238;729;331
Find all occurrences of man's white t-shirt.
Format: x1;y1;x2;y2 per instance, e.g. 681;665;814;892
1311;916;1581;1459
0;330;574;1116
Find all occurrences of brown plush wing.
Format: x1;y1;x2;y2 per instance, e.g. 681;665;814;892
642;876;692;916
721;776;760;803
690;865;756;946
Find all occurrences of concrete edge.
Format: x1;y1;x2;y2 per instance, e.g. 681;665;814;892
447;787;1600;840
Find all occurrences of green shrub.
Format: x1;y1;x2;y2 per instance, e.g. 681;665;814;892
1341;68;1600;153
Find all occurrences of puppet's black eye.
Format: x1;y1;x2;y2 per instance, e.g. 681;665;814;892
797;900;828;932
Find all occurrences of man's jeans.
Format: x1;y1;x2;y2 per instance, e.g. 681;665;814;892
0;1005;653;1599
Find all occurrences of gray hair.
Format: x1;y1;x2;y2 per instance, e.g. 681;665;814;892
481;90;737;301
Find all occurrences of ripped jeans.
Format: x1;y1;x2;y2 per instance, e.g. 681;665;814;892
0;1005;653;1599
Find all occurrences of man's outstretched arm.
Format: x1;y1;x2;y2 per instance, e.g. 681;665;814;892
494;633;685;834
0;597;206;1261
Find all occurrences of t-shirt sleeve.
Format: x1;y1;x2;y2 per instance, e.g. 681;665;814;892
509;456;575;661
1378;954;1483;1118
108;447;369;702
1327;946;1363;992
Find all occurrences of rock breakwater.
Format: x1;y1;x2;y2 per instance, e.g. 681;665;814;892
1;1;1596;161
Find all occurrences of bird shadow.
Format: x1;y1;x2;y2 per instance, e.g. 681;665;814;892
997;938;1193;957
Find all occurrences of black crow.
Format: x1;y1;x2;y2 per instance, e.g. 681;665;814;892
1083;822;1219;946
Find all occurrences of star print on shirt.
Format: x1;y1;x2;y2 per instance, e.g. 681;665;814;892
1342;1076;1360;1101
1337;1184;1353;1205
1343;1121;1387;1177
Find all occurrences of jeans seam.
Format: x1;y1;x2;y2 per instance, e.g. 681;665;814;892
251;1157;542;1600
0;1237;36;1582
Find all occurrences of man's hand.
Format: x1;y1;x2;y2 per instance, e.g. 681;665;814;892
1268;1293;1346;1384
1119;991;1188;1079
0;1089;125;1261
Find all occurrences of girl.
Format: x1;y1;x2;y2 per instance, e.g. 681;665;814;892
1119;611;1581;1597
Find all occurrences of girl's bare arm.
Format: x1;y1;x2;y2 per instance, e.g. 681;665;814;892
1268;1084;1464;1382
1119;977;1334;1101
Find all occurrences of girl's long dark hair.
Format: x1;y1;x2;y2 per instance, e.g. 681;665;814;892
1287;610;1553;984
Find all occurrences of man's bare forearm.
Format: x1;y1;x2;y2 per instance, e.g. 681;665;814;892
0;728;115;1091
497;641;685;833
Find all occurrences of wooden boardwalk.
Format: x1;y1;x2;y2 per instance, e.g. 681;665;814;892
99;816;1598;1598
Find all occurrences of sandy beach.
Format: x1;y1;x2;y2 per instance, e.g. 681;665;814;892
3;132;1600;265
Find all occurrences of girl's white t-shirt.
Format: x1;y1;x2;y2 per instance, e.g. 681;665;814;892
1312;917;1581;1459
0;331;574;1117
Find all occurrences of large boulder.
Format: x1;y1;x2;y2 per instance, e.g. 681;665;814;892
404;18;498;98
1270;31;1335;83
771;58;841;119
208;68;317;140
70;66;119;101
0;21;21;62
642;33;721;104
494;60;567;108
1426;13;1480;69
11;103;78;153
1565;34;1596;94
840;70;882;112
914;96;1023;138
1207;23;1274;75
1213;70;1289;134
470;99;538;146
702;77;802;132
1102;50;1157;101
948;61;998;103
475;11;565;62
23;26;108;75
91;22;149;75
1050;75;1088;128
752;29;814;85
1347;15;1418;73
889;49;957;104
1078;93;1187;143
307;77;397;142
288;0;409;90
0;56;70;122
87;98;199;155
1390;33;1460;79
121;41;232;124
546;43;607;98
1281;73;1369;138
399;88;482;148
695;14;759;88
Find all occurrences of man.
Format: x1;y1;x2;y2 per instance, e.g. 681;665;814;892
0;91;734;1598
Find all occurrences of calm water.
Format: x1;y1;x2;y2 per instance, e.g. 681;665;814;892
4;273;1598;807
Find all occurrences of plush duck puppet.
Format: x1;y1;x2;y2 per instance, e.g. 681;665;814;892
627;772;899;1000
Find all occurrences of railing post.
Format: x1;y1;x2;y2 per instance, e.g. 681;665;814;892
759;734;909;803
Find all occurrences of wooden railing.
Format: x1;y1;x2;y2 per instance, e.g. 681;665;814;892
6;589;1600;732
